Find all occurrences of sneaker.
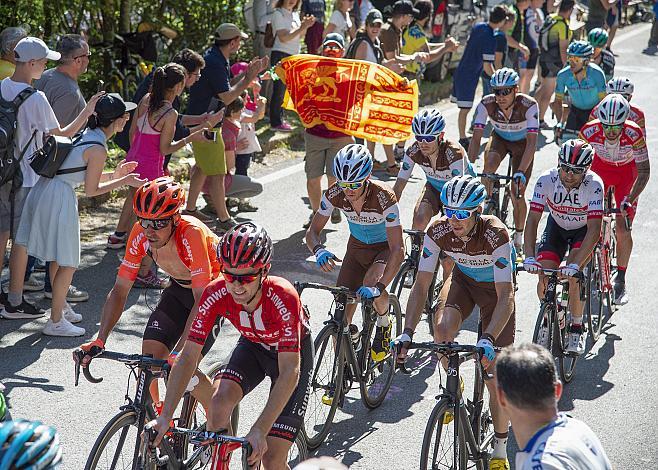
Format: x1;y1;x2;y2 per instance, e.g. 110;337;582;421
331;208;342;224
215;217;238;233
225;197;240;209
45;285;89;302
106;233;127;249
372;160;387;170
566;324;585;355
489;457;510;470
181;208;215;223
370;320;392;362
272;122;293;132
0;299;45;320
134;271;167;289
24;274;45;292
302;212;315;229
613;280;628;305
42;317;85;337
386;163;400;176
458;137;471;150
237;200;258;213
45;303;82;323
536;323;550;349
349;323;362;353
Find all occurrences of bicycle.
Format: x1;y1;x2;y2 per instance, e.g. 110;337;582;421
478;164;516;230
390;229;444;335
295;282;402;449
399;341;497;470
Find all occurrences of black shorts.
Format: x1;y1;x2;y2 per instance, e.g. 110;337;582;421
520;48;539;70
143;280;220;356
566;106;594;134
216;335;314;442
539;60;563;78
536;216;588;264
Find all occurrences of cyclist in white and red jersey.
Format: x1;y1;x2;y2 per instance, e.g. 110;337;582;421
589;77;646;137
149;223;312;469
580;93;650;304
523;140;603;355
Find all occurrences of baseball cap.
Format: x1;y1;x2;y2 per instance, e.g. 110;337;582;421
214;23;249;41
392;0;420;16
13;37;60;62
323;33;345;49
95;93;137;120
366;9;384;26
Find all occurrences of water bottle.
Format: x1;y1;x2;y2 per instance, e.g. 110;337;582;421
558;289;568;330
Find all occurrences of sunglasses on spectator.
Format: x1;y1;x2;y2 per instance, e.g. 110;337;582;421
222;269;261;284
72;52;92;60
415;134;437;143
602;124;623;132
324;45;343;51
337;180;366;190
445;207;478;220
559;164;587;175
139;218;173;230
493;87;514;96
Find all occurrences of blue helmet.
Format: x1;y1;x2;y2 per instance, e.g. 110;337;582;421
440;175;487;209
0;420;62;469
490;67;519;88
333;144;373;183
567;40;594;58
412;109;446;136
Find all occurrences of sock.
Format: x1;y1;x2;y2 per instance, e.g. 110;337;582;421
114;231;126;237
8;292;22;307
571;316;583;327
376;313;390;327
616;267;626;283
492;432;508;459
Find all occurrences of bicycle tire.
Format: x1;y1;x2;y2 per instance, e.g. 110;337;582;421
426;276;444;337
288;431;309;467
419;397;467;470
391;260;414;316
556;303;578;384
585;254;607;342
85;409;142;470
304;323;344;449
499;186;515;230
360;295;402;409
532;302;554;352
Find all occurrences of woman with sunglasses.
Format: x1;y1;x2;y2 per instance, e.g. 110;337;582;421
148;222;313;469
468;67;539;255
523;139;604;355
305;144;404;362
579;93;650;306
394;175;516;470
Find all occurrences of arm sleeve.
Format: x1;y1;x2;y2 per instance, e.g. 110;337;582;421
587;180;604;219
187;284;223;345
383;202;401;228
418;233;441;273
117;223;147;281
529;175;547;213
472;101;489;129
526;101;539;133
317;192;335;217
492;241;514;284
397;152;415;180
181;225;214;289
276;283;305;353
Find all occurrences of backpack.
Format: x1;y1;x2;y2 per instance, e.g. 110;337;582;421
538;15;565;53
0;86;37;188
28;133;104;179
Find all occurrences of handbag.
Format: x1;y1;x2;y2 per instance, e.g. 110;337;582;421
29;134;103;179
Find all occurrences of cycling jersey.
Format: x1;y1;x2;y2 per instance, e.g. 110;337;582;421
419;215;514;284
516;414;612;470
555;64;606;110
589;103;646;137
595;49;615;80
579;119;648;165
530;168;604;230
398;140;470;191
473;93;539;142
188;276;310;353
318;180;401;245
119;216;221;289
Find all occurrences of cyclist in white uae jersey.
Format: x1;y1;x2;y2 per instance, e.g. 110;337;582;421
523;139;603;355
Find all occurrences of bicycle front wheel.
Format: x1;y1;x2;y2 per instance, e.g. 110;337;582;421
85;410;142;470
288;431;309;467
420;397;467;470
556;310;578;384
532;302;554;351
585;254;609;342
391;260;415;312
499;186;515;230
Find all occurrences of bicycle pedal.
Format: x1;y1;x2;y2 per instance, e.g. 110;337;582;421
321;394;334;406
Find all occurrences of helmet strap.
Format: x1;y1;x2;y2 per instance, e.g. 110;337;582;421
244;270;266;307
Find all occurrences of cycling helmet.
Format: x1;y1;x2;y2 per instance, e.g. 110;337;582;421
133;177;186;219
333;144;373;183
566;40;594;58
412;109;446;136
597;93;630;125
0;420;62;469
440;175;487;209
587;28;609;48
489;67;519;88
218;222;273;271
606;76;634;98
558;139;594;168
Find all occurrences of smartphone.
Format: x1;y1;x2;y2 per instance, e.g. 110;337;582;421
97;80;106;93
204;130;217;142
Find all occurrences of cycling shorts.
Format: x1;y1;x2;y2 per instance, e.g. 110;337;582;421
336;236;389;291
143;280;220;356
520;48;539;70
537;216;588;263
215;335;313;442
440;267;516;347
485;133;534;179
591;156;638;221
566;106;593;134
416;182;443;216
539;60;563;78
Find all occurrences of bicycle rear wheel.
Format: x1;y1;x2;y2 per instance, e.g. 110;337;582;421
391;260;415;317
499;186;515;231
288;431;309;467
585;254;609;342
85;410;142;470
420;397;467;470
532;303;554;351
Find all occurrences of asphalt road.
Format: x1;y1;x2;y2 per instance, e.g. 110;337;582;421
1;23;657;469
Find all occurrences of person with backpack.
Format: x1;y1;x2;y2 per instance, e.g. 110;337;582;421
0;37;103;321
14;94;146;336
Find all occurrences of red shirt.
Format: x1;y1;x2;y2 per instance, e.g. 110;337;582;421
222;119;240;152
579;119;648;166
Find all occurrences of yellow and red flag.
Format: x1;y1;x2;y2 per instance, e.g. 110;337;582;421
275;55;418;145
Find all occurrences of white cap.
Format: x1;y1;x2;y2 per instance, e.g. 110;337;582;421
13;37;61;62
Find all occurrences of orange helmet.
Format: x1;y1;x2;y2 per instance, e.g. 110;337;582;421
133;177;186;219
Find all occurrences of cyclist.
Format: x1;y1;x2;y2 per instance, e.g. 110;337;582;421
77;178;222;411
395;175;516;470
523;139;603;355
306;144;404;362
554;41;606;141
0;419;62;468
580;93;650;304
589;77;646;137
587;28;615;81
148;223;312;469
468;67;539;254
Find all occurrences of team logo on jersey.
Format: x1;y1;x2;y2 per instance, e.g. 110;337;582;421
594;187;602;194
495;257;509;269
402;161;410;171
452;169;460;176
422;247;433;258
386;212;398;222
320;201;327;211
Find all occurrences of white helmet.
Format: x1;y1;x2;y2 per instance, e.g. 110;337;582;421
606;77;634;98
597;93;630;126
558;139;595;168
333;144;373;182
412;109;446;136
440;175;487;209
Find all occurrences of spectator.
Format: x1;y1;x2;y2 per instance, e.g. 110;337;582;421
519;0;545;93
452;5;509;149
506;0;531;71
15;95;146;336
496;343;612;469
482;10;515;96
649;0;658;48
586;0;616;33
302;0;327;54
0;37;102;321
0;27;27;80
269;0;316;132
535;0;574;128
325;0;357;45
357;0;375;27
605;0;622;52
185;23;269;232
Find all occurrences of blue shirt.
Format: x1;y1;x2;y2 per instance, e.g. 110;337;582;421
555;63;607;111
456;23;496;77
187;46;230;115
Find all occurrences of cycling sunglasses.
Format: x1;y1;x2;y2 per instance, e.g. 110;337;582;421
415;134;437;143
337;180;366;190
445;207;478;220
602;124;623;132
139;218;172;230
222;269;262;285
568;56;587;63
559;164;587;175
493;87;514;96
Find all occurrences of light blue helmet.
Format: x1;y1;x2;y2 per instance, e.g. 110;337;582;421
333;144;373;183
0;420;62;469
440;175;487;209
490;67;519;88
567;40;594;58
412;109;446;136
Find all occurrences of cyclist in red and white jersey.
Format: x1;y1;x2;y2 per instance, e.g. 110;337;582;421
149;223;312;469
589;77;646;137
579;94;650;304
523;140;603;354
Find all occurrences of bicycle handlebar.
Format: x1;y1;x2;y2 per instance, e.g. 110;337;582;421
168;427;253;465
477;172;514;181
516;265;585;281
72;349;170;386
604;207;633;231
